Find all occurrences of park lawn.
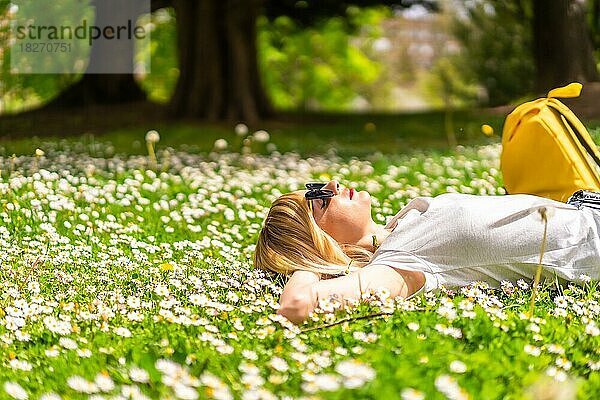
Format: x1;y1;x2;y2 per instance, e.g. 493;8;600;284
0;122;599;399
0;109;510;158
2;107;599;158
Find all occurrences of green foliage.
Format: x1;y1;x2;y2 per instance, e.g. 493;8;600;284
1;2;393;113
440;0;535;106
0;1;79;113
257;7;390;111
423;57;481;108
588;0;600;69
0;3;174;112
263;0;438;27
136;8;178;104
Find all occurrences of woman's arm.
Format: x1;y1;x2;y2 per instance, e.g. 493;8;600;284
277;264;423;324
277;270;321;324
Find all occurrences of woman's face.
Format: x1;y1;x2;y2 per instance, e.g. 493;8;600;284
307;180;373;244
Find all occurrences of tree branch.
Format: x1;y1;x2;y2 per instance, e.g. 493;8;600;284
151;0;171;12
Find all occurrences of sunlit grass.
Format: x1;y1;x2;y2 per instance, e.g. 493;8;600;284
0;132;598;399
0;110;509;158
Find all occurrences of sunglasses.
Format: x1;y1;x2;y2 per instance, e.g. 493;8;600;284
305;182;335;213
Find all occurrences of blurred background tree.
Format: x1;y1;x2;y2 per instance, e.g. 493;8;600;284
590;0;600;54
166;0;436;122
2;0;600;124
258;7;389;111
426;0;599;107
532;0;599;91
136;7;178;104
1;0;438;122
432;0;535;107
46;0;150;108
0;0;79;112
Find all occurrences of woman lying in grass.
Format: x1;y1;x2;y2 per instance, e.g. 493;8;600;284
254;180;600;324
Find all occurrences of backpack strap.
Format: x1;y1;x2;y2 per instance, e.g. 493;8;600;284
545;83;600;168
561;113;600;167
547;99;600;169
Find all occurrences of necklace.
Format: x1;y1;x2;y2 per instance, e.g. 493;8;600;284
372;234;380;251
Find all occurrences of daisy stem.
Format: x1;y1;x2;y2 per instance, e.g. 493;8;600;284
528;208;548;317
146;141;157;169
300;312;388;332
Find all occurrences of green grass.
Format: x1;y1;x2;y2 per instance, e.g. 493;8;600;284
3;107;599;158
0;122;599;399
0;109;510;158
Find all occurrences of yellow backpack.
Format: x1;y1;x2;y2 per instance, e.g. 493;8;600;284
501;82;600;202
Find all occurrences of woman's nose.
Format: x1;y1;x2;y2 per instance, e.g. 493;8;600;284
324;180;340;194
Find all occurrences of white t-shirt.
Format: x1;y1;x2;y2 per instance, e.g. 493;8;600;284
370;193;600;292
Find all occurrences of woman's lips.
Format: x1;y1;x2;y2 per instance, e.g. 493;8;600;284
350;188;354;199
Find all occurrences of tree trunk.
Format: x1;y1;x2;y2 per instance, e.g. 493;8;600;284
533;0;600;93
169;0;273;123
46;0;147;108
590;0;600;49
46;75;146;108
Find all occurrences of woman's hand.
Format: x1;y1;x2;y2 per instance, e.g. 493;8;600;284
277;270;321;324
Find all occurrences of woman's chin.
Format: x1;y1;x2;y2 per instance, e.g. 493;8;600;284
358;190;371;201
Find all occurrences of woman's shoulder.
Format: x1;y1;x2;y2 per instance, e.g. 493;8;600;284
385;192;575;229
430;192;569;207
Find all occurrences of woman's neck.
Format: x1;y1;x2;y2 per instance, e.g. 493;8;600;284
355;223;391;252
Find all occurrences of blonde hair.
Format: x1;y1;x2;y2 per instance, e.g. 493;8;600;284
254;191;374;277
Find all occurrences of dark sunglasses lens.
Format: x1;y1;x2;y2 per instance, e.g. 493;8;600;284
306;182;326;190
305;189;334;200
